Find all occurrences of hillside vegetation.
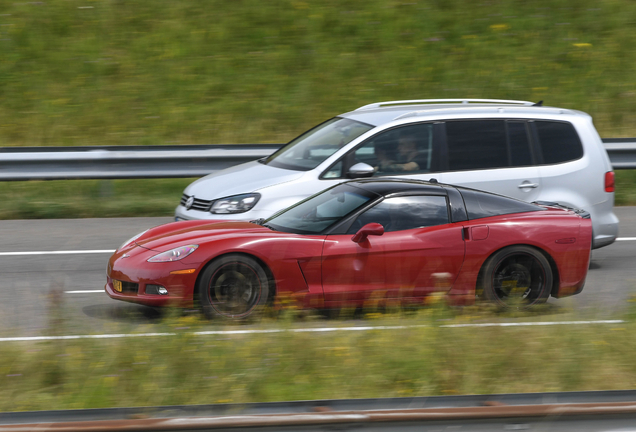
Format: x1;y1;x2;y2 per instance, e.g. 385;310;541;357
2;0;636;147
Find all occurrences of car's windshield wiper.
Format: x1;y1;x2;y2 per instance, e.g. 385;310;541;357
250;218;278;231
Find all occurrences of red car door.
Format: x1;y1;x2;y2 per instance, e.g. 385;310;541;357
321;195;465;306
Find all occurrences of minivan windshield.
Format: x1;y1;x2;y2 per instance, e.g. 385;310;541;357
263;118;373;171
264;184;378;234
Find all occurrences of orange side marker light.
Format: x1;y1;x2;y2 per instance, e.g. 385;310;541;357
169;269;196;275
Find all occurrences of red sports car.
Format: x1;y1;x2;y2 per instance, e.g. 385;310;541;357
106;179;592;318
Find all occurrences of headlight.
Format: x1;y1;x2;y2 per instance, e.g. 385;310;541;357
119;229;148;251
147;245;198;263
210;193;260;214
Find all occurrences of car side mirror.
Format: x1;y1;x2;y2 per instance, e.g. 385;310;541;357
351;223;385;243
347;162;375;179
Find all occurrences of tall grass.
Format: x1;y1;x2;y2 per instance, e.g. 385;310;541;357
2;305;636;412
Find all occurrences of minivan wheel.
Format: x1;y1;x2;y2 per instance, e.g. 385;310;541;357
198;255;270;319
480;246;552;308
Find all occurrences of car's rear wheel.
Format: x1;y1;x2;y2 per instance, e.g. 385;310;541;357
480;246;552;308
198;254;270;319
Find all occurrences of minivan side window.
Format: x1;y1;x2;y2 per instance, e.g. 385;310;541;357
445;120;534;171
349;123;435;176
507;121;533;167
535;121;583;164
446;120;508;170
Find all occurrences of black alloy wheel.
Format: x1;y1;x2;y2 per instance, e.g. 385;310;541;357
481;246;552;308
198;255;270;319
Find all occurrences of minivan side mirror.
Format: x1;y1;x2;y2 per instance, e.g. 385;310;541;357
351;223;385;243
347;162;375;179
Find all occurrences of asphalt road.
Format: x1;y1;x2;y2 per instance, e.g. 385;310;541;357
0;209;635;337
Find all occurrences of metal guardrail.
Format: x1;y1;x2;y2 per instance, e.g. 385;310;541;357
0;140;634;181
2;390;636;431
602;138;636;169
0;144;282;181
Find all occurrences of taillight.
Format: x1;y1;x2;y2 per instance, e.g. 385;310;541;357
605;171;615;193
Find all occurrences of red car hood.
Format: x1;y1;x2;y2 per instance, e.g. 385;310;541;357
135;220;272;252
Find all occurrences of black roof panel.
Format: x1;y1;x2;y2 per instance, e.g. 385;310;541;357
343;178;448;197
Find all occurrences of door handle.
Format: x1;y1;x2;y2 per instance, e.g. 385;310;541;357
518;182;539;189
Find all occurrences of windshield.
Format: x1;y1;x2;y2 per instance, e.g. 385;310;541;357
263;117;374;171
265;184;378;234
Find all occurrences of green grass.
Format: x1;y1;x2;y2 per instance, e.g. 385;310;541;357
2;0;636;148
0;170;633;221
615;170;636;206
2;304;636;412
0;178;192;219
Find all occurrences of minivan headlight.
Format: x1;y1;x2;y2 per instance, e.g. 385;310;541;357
210;193;260;214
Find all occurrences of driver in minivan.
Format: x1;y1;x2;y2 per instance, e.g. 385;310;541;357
377;132;422;172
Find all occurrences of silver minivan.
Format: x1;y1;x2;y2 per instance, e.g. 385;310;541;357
176;99;618;249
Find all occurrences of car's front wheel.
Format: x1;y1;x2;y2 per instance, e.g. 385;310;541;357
198;254;270;319
480;246;552;307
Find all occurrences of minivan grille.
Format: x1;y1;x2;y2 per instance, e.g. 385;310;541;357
180;194;213;212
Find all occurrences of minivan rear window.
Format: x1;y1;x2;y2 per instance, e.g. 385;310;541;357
535;121;583;164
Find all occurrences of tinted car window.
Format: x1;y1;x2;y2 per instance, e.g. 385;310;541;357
446;120;508;170
535;121;583;164
459;189;543;220
347;195;449;234
507;121;533;167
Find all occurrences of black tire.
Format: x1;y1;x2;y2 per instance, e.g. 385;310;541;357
198;254;270;319
480;246;552;308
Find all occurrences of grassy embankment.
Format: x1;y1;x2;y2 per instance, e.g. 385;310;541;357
2;1;636;218
2;303;636;412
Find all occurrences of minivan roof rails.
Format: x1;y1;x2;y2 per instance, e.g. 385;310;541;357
355;99;536;111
